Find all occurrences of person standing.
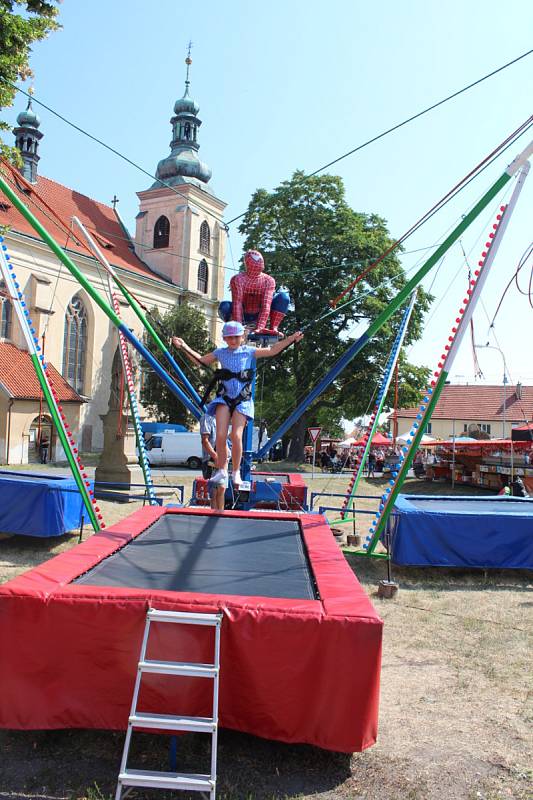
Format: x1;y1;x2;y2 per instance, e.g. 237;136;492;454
207;471;228;511
200;411;217;480
39;435;49;464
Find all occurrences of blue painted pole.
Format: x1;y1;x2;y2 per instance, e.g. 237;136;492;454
73;216;204;411
256;334;370;460
118;324;202;420
240;370;256;483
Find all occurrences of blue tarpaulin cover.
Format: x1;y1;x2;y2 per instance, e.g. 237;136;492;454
0;470;88;537
386;494;533;569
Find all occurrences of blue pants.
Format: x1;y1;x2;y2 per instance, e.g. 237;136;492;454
218;290;290;323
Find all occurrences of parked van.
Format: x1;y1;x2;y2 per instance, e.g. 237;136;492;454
144;432;202;469
142;426;268;469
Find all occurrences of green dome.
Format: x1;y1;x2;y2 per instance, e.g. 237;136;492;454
174;89;199;116
156;148;211;184
16;100;40;128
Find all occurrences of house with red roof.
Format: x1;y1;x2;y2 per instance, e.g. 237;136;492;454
0;70;226;464
396;383;533;441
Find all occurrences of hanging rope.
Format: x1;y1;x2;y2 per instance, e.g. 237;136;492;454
328;114;533;308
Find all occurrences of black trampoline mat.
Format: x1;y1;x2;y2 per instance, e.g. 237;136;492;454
74;513;318;599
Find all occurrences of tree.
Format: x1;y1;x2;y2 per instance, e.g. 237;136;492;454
239;171;431;461
141;301;214;428
0;1;60;163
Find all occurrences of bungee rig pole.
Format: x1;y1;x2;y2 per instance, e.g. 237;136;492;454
72;217;205;413
256;141;533;461
364;161;530;556
0;238;102;532
335;289;418;524
0;170;202;421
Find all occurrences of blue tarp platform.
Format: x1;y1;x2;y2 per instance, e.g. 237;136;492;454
386;494;533;569
0;470;88;537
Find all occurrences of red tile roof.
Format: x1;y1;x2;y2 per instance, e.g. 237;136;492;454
398;384;533;422
0;168;169;283
0;341;83;401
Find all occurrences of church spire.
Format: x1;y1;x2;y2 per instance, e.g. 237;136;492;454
154;48;212;189
13;89;43;184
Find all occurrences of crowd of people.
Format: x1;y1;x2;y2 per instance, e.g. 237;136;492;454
307;445;403;475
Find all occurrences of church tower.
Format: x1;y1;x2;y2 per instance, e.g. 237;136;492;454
13;94;43;184
134;52;226;340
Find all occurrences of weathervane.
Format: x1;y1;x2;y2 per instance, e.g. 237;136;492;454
185;40;193;89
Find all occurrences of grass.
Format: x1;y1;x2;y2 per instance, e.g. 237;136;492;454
0;469;532;799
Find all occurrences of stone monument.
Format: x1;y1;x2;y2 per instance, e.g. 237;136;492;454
95;345;143;490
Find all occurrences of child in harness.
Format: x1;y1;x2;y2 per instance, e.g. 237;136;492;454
173;321;303;487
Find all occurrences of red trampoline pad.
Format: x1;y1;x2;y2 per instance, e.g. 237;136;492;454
0;506;383;753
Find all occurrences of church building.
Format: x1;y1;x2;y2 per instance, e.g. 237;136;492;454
0;64;226;464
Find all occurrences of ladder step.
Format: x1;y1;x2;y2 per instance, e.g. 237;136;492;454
119;768;213;792
129;712;216;732
148;609;221;626
139;659;218;678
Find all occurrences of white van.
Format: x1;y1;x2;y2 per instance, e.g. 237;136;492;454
144;432;203;469
143;426;268;469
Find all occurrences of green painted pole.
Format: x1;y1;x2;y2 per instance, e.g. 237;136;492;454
366;370;448;554
0;174;202;417
0;173;123;325
365;173;511;341
72;217;205;409
0;237;100;531
30;354;101;530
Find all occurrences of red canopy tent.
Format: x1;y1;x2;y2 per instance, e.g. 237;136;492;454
352;432;392;447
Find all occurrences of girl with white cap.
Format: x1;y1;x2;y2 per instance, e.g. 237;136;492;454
173;321;303;487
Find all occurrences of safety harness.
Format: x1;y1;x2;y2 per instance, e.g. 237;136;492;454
201;368;254;415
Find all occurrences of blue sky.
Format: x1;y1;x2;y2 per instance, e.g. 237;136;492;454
4;0;533;393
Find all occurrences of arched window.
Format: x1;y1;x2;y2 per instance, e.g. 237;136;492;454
153;215;170;249
62;294;87;394
0;281;12;339
197;259;208;294
199;220;210;255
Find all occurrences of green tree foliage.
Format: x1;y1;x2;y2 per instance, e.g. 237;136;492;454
0;0;60;163
239;171;431;460
140;301;214;428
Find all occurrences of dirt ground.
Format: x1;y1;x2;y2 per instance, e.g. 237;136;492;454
0;466;531;800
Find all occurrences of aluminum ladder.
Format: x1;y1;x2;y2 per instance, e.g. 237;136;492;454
115;608;222;800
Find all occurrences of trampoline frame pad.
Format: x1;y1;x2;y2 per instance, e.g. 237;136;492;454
0;506;382;752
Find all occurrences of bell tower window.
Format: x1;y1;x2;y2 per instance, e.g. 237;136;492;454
197;259;208;294
153;215;170;249
199;221;210;255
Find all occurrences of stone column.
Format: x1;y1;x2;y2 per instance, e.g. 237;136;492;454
95;346;143;490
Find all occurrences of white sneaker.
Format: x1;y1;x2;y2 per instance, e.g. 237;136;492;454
232;470;242;486
211;469;227;484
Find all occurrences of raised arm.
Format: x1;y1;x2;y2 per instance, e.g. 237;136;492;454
255;331;303;359
172;337;216;366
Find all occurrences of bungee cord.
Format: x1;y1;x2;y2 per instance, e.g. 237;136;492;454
328;114;533;308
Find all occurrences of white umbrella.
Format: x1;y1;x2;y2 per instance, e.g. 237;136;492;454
338;437;357;447
397;433;435;444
